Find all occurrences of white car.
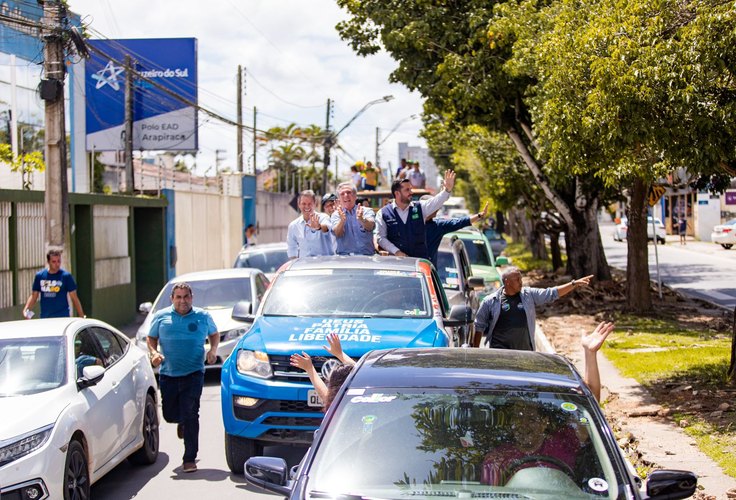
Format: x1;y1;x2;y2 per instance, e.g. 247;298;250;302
711;218;736;249
613;217;666;244
0;318;159;499
233;242;289;280
136;268;269;368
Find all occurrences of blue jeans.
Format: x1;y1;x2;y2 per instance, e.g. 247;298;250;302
159;371;205;463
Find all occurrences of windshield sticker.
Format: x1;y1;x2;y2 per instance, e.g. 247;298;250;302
561;402;578;412
347;388;365;396
350;393;397;404
588;478;609;492
579;416;590;425
459;431;474;448
289;319;382;343
374;270;418;277
362;415;377;434
444;267;458;273
404;308;426;316
445;277;459;285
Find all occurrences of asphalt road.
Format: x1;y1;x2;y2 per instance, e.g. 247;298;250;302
600;221;736;310
91;368;307;499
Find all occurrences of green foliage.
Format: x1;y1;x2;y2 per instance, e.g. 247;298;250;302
0;143;45;190
673;416;736;477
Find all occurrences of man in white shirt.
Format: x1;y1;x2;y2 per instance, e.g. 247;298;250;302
286;190;334;258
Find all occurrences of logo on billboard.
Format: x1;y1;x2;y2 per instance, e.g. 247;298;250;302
91;61;124;91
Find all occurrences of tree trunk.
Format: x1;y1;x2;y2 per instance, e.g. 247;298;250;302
507;207;526;243
727;306;735;383
506;126;610;281
626;177;652;312
549;233;563;271
496;211;505;234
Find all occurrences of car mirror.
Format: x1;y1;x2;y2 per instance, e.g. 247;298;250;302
495;256;509;266
645;469;697;499
244;456;291;496
445;304;473;326
138;302;152;314
232;301;255;322
77;365;105;388
467;276;485;289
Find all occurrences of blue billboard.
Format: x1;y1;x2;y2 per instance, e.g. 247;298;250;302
85;38;198;151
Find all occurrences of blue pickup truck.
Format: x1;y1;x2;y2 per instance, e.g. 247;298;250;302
221;255;473;473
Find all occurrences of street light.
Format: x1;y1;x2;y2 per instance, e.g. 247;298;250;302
322;95;394;192
375;114;419;180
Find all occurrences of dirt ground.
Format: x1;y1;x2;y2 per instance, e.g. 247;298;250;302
527;268;736;499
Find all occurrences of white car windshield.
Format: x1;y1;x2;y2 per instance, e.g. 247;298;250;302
0;337;67;396
262;269;429;318
153;277;253;313
308;391;623;499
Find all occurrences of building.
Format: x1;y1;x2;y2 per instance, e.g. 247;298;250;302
398;142;439;190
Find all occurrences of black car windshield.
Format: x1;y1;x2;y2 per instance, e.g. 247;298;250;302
0;337;67;396
234;249;289;274
153;277;252;313
262;269;430;318
307;390;624;499
460;238;492;266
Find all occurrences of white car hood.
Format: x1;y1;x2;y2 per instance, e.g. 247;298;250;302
0;389;68;441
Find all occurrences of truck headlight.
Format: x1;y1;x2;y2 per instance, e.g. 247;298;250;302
0;424;53;467
236;350;272;378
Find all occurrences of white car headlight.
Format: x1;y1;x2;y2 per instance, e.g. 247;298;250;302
0;424;53;467
236;350;272;379
222;327;249;342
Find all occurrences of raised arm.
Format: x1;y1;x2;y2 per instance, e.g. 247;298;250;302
582;321;614;402
324;333;356;366
290;352;329;403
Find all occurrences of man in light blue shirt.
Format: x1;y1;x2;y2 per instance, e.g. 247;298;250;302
287;190;334;258
331;181;376;255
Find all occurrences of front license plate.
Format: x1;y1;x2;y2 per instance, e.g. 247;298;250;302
307;389;323;408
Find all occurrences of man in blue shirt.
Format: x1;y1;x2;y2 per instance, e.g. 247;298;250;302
286;189;334;258
23;249;85;319
331;181;376;255
148;282;218;473
423;198;489;269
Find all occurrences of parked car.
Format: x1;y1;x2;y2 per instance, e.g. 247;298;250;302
711;218;736;249
613;217;666;244
436;236;483;345
0;318;159;499
482;226;508;257
233;242;290;279
221;256;474;473
136;268;269;369
445;227;508;300
245;347;697;500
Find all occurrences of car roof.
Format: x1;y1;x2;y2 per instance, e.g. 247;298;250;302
167;267;262;283
238;242;288;254
282;255;426;272
0;318;114;339
350;348;584;394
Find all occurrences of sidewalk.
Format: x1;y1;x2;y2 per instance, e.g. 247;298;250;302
536;326;736;499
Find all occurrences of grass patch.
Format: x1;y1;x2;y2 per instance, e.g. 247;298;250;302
672;415;736;477
604;346;730;385
504;242;562;273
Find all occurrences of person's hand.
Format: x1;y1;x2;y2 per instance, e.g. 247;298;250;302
582;321;614;354
324;333;344;359
480;202;489;218
150;352;164;368
206;349;217;365
395;250;408;257
290;352;314;372
573;274;594;288
308;212;321;230
443;169;456;192
356;205;365;222
337;206;346;222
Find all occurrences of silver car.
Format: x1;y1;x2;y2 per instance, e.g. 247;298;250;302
136;268;269;368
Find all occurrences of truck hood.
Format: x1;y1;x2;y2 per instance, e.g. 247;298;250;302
239;315;443;356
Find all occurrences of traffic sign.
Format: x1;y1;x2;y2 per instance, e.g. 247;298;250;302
648;185;666;207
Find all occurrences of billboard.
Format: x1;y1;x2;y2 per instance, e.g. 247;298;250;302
85;38;198;151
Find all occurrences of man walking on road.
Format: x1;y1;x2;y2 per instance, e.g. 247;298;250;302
147;282;218;473
23;248;85;319
375;170;455;258
474;266;593;349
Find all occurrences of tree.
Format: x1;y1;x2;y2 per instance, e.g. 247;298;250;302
336;0;613;282
0;143;45;190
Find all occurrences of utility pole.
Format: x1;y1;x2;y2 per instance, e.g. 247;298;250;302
236;65;243;172
252;106;257;175
41;0;68;250
321;98;332;194
124;55;134;192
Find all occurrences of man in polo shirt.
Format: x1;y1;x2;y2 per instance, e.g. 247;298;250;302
148;282;218;473
375;169;456;258
331;181;376;255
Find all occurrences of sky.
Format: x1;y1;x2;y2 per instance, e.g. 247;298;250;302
66;0;427;179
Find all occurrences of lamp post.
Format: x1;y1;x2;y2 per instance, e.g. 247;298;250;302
375;114;419;180
322;95;394;193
